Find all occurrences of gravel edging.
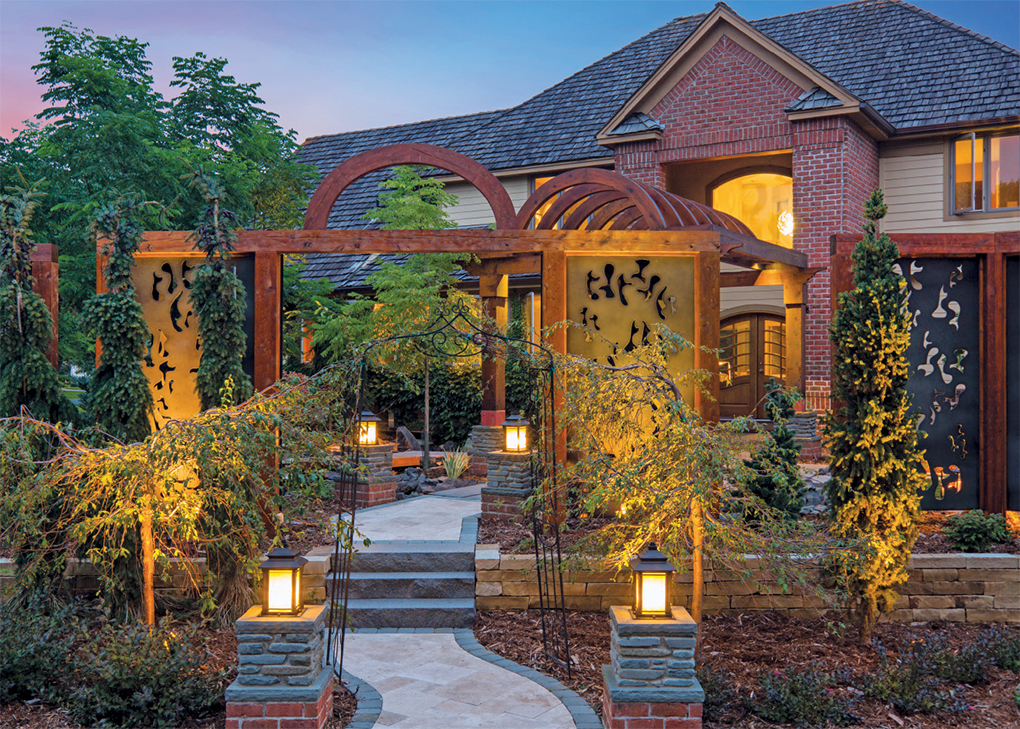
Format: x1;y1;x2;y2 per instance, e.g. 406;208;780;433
453;628;602;729
340;669;382;729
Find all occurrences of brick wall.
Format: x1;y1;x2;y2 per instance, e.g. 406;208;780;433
612;35;881;411
475;547;1020;624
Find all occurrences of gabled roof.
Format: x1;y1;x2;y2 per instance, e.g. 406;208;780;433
298;0;1019;233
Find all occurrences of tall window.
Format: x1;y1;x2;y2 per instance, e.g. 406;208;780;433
953;132;1019;213
711;172;793;247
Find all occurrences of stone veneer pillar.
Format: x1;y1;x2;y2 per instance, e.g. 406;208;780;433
601;605;704;729
356;443;397;508
465;424;504;478
225;604;333;729
480;450;532;520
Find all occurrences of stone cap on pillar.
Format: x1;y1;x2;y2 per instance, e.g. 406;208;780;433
235;603;327;634
610;605;698;635
602;665;705;704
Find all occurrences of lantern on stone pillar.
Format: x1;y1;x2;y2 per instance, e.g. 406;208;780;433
630;543;676;619
501;413;529;452
358;410;381;446
259;547;308;616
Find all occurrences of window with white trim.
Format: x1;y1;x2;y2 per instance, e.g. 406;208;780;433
952;132;1019;213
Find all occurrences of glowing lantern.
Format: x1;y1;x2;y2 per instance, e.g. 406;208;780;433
501;414;530;452
259;547;308;616
630;543;676;619
358;410;381;446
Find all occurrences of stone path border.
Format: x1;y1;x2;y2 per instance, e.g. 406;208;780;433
341;669;383;729
453;629;602;729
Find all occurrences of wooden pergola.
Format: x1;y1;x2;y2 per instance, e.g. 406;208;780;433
111;143;818;426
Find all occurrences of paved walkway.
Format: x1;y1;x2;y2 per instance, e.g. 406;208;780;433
346;495;481;542
343;632;578;728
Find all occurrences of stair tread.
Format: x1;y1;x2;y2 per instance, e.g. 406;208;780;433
345;598;474;607
343;571;473;579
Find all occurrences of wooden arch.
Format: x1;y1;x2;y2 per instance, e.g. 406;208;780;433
515;167;753;235
303;142;518;230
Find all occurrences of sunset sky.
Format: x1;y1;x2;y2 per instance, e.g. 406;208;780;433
2;1;1018;145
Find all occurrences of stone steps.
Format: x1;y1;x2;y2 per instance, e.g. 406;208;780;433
340;571;475;600
341;598;476;629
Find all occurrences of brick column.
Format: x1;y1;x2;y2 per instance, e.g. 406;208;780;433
481;450;532;519
601;605;704;729
356;443;397;508
225;604;333;729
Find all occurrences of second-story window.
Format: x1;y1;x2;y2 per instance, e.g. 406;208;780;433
953;132;1019;213
710;172;793;247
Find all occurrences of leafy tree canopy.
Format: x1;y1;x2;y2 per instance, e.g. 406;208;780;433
0;23;316;370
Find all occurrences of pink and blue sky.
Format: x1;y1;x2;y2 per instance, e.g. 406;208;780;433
2;1;1018;145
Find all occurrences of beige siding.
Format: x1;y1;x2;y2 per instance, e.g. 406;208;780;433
880;150;1020;234
445;177;531;227
721;285;784;318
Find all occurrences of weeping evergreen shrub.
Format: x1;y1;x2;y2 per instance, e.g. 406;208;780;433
741;379;805;519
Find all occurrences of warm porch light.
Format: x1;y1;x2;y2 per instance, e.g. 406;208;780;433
259;547;308;616
501;413;529;452
358;410;382;446
630;543;676;619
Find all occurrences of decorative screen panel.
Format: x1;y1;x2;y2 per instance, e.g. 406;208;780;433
133;256;255;429
899;258;980;510
1008;257;1019;511
566;255;696;401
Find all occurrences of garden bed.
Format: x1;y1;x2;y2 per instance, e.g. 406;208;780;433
475;609;1020;728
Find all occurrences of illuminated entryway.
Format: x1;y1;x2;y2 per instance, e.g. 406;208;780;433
719;312;786;419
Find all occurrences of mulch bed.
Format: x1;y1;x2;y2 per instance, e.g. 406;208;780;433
476;609;1020;728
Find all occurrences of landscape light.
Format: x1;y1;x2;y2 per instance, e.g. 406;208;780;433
630;543;676;619
501;413;530;452
259;547;308;616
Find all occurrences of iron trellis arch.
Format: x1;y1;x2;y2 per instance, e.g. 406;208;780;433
303;142;518;231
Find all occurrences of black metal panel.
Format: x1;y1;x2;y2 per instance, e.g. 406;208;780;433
1007;257;1019;512
900;258;980;510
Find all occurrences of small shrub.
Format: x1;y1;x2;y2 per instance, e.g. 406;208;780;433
945;510;1014;552
929;640;992;685
861;643;961;715
741;379;805;520
443;449;469;480
0;594;76;704
697;665;740;722
978;626;1020;672
751;665;857;727
65;612;227;728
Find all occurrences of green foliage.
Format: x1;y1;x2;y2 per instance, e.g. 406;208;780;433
944;510;1014;552
751;665;857;727
822;190;927;644
979;626;1020;672
0;182;78;423
0;597;225;727
363;165;458;230
443;449;469;480
186;173;253;410
1;23;314;371
0;594;77;704
696;665;739;723
366;363;481;445
741;379;804;519
65;612;226;728
84;197;156;443
861;642;965;714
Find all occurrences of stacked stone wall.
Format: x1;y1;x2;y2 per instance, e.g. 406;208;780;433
465;425;503;477
475;547;1019;623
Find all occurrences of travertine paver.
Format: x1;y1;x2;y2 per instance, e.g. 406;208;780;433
343;632;577;728
346;495;480;542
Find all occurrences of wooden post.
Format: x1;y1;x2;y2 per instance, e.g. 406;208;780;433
253;252;282;392
693;251;720;423
30;243;60;368
479;274;508;426
981;251;1007;514
783;278;806;400
541;252;568;524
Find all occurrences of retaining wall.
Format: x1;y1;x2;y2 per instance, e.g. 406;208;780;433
474;546;1019;623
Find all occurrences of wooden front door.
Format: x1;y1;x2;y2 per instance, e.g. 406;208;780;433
719;313;786;419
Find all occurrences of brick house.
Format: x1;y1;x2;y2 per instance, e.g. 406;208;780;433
298;0;1019;418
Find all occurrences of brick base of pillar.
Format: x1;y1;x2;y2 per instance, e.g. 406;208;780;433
601;692;703;729
481;486;529;519
355;480;397;509
796;436;826;463
226;688;333;729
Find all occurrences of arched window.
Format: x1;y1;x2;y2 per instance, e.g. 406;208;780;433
711;171;793;247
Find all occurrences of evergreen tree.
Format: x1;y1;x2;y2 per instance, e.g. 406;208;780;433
741;379;804;519
0;181;77;423
187;173;253;409
823;190;927;645
84;197;156;442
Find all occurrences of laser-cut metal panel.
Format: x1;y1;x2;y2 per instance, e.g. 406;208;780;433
133;256;255;429
1007;256;1019;512
566;255;696;402
899;258;980;510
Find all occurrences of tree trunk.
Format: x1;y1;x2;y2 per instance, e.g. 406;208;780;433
421;359;430;473
140;503;155;626
691;499;704;661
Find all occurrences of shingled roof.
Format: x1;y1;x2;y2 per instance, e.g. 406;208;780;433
296;0;1018;287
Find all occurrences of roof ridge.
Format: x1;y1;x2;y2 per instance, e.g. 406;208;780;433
889;0;1019;56
302;108;509;145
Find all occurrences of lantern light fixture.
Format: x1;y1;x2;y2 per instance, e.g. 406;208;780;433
501;413;530;452
358;410;382;446
630;543;676;619
259;547;308;616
